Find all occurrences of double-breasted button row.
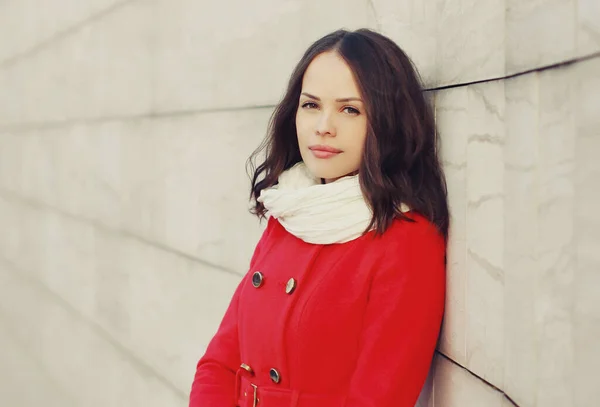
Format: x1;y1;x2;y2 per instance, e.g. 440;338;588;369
252;271;297;295
239;363;282;384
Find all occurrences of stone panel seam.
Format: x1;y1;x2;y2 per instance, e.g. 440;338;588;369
433;51;600;92
366;0;382;31
437;351;520;407
0;104;275;133
0;187;243;277
0;0;137;70
0;310;78;405
0;255;188;401
1;52;598;133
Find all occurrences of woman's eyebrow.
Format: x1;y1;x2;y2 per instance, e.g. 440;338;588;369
301;92;363;103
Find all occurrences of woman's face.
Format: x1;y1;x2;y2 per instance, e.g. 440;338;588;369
296;51;368;184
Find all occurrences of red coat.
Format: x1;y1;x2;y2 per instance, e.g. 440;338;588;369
189;212;446;407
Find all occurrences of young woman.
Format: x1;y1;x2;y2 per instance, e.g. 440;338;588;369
189;28;449;407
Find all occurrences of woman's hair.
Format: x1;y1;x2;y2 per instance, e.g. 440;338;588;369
247;28;449;239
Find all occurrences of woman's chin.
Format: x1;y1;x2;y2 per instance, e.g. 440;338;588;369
305;166;356;183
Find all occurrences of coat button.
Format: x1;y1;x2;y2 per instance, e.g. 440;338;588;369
285;278;297;294
269;368;281;384
240;363;254;375
252;271;264;288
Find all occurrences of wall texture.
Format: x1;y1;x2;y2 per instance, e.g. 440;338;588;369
0;1;598;406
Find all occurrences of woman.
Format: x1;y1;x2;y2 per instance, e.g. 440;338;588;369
189;28;449;407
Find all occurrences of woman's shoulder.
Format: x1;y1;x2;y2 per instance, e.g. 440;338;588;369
377;211;445;252
366;213;446;279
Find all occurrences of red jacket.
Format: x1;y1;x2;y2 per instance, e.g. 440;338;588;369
189;212;446;407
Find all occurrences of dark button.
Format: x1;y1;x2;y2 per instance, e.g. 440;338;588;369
269;368;281;384
285;278;297;294
252;271;264;288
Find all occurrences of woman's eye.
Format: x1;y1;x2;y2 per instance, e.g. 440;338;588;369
344;107;360;115
302;102;318;109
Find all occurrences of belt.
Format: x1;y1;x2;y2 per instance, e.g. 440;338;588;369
236;376;344;407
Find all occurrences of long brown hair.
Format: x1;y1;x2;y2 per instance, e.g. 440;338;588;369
246;28;449;239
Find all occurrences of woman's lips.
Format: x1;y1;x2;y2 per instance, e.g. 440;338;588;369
309;145;342;159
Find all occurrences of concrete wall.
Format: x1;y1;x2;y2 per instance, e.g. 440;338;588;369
0;1;598;406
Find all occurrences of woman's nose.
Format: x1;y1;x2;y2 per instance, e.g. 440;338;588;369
316;111;336;137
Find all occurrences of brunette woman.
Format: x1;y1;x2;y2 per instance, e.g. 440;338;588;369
189;28;449;407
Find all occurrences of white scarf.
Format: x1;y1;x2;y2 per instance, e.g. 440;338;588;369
257;162;409;244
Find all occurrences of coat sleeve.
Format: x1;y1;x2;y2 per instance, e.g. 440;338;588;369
343;219;446;407
188;218;273;407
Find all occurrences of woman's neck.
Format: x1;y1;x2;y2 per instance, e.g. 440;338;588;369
321;170;358;184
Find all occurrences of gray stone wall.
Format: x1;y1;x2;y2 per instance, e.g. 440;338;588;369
0;1;598;406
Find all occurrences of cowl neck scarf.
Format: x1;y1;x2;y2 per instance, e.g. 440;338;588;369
257;162;409;244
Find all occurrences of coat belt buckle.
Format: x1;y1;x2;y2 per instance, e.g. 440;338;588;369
249;383;259;407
